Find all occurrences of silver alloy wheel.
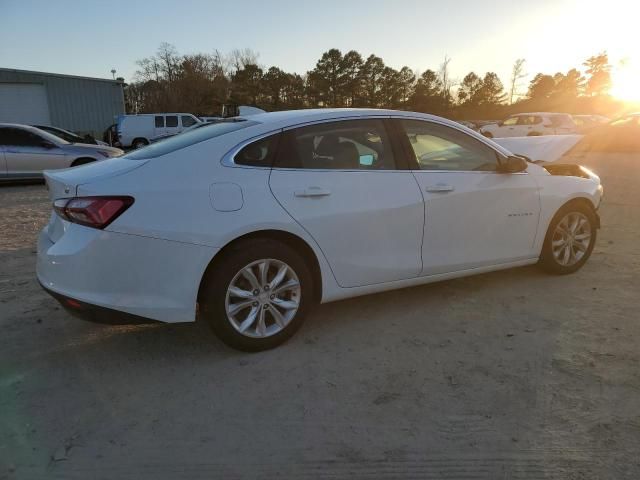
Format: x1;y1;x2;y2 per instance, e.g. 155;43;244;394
225;258;301;338
551;212;592;267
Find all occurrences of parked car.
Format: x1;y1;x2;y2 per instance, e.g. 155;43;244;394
0;123;123;181
456;120;480;131
38;109;602;351
33;125;108;146
117;113;202;149
572;114;610;133
580;113;640;151
480;113;578;138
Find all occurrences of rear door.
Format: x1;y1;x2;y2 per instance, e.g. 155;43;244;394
1;127;67;178
268;118;424;288
153;115;166;138
395;118;540;275
164;115;180;137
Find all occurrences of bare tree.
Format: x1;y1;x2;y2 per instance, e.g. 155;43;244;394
229;48;260;73
438;55;453;107
509;58;527;104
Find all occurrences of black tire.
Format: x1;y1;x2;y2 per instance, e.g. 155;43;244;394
70;157;96;167
132;138;149;149
538;202;598;274
200;239;313;351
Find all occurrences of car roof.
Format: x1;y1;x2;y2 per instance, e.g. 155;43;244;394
235;108;513;158
238;108;464;127
0;123;43;131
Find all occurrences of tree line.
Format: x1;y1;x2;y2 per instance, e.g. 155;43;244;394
124;43;623;120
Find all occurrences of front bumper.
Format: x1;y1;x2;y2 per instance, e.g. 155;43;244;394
37;222;218;323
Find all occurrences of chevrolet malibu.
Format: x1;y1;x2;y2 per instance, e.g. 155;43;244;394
37;109;603;351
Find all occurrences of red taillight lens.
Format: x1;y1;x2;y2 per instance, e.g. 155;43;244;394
53;196;134;229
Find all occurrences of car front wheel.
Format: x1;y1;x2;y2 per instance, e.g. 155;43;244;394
539;204;598;274
200;239;313;351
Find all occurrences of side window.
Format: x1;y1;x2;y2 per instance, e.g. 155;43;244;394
0;128;42;147
181;115;197;128
155;116;164;128
532;116;543;125
165;116;178;128
400;120;499;172
502;117;518;126
234;134;280;167
275;119;396;170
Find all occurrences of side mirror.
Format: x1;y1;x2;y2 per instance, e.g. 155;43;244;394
499;155;528;173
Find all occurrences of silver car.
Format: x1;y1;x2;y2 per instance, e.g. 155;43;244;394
0;124;123;182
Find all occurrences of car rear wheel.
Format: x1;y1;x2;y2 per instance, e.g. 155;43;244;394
539;204;597;274
132;138;149;149
200;239;313;351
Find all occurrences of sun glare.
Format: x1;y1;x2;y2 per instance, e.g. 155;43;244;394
611;60;640;102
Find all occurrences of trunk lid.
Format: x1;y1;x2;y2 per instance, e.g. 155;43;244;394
43;158;147;243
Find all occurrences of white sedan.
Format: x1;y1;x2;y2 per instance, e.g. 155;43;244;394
480;113;578;138
37;109;603;351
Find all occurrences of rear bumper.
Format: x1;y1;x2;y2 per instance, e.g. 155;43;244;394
39;280;156;325
37;223;218;323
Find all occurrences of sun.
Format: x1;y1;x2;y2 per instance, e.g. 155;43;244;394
610;60;640;102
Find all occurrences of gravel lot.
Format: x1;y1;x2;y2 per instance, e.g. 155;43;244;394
1;152;639;479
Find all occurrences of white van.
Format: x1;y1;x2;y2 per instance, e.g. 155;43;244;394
117;113;201;149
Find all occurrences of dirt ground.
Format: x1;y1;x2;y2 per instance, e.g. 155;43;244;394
1;152;639;479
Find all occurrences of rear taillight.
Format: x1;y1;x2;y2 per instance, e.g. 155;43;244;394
53;196;134;229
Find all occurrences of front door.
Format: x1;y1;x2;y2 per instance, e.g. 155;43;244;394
1;127;67;179
395;119;540;275
269;118;424;288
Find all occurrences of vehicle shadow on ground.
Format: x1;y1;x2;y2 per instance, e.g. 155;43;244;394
19;263;548;362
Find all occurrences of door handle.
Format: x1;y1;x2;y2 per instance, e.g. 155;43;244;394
294;187;331;198
425;184;454;193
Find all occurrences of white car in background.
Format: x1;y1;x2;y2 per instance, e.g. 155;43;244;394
117;113;202;149
480;113;578;138
573;114;610;132
0;124;123;181
37;109;602;351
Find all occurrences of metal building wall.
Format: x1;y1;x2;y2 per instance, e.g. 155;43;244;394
0;68;125;137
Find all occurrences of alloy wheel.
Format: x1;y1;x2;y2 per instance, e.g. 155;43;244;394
225;259;301;338
551;212;592;267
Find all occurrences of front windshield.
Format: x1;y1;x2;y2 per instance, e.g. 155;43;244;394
125;119;258;159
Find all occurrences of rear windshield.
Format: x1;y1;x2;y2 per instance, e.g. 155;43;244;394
124;119;258;159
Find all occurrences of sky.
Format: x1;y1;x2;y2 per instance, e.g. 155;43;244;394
1;0;637;98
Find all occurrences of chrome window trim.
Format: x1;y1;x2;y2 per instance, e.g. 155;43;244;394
390;116;524;174
221;129;283;169
222;115;394;170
